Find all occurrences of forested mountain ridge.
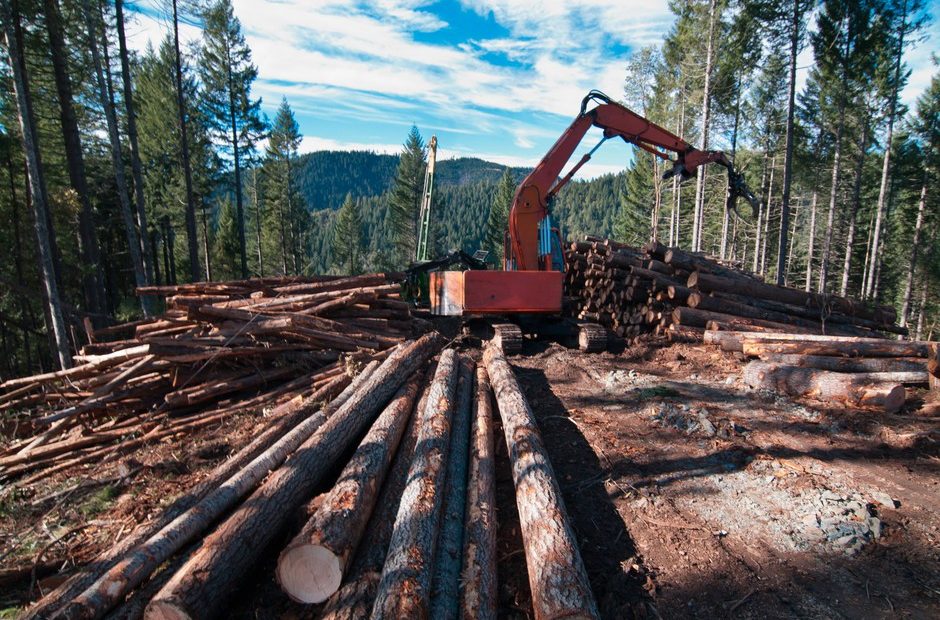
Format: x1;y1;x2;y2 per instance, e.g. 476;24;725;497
292;150;529;212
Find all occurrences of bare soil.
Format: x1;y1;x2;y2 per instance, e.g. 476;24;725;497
2;337;939;619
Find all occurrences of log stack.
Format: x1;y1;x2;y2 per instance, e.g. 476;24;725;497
564;237;906;344
25;345;600;618
0;274;422;485
705;332;939;413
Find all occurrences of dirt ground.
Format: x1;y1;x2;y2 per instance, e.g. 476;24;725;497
2;337;939;619
502;339;940;619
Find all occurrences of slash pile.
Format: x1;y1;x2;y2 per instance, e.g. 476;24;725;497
0;274;424;485
564;237;906;344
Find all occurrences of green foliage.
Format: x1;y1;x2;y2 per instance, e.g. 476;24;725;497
331;193;363;274
212;196;241;279
387;126;426;266
262;98;308;275
483;169;515;264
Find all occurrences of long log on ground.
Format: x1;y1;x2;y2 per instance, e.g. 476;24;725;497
429;357;475;620
57;365;373;620
687;291;866;334
275;372;423;603
688;271;895;325
741;340;931;358
672;307;815;334
483;346;600;620
459;365;498;620
743;361;907;413
703;330;927;352
144;334;442;620
370;350;460;619
319;372;434;620
764;354;929;376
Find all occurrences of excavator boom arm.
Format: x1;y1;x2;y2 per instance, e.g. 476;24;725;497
507;90;757;271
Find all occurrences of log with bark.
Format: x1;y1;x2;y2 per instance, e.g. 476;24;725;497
275;369;423;604
743;361;907;413
459;365;498;620
370;349;460;619
483;345;600;620
143;334;442;620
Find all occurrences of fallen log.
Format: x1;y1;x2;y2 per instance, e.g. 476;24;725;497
58;366;368;620
144;334;442;620
429;357;475;620
673;307;813;334
459;365;498;620
764;354;929;376
275;372;422;604
370;350;460;619
741;340;931;358
483;346;600;620
743;361;907;413
319;371;434;620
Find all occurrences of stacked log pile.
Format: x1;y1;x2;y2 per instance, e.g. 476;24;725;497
16;338;602;618
707;332;940;413
0;274;422;484
564;237;905;344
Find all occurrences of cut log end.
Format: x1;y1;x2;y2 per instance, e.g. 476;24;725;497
144;600;192;620
277;544;343;604
578;324;608;352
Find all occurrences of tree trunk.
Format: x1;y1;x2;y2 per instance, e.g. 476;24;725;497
866;0;908;299
429;357;475;620
483;346;600;620
1;0;72;370
85;2;150;317
692;0;717;253
776;0;802;285
146;336;441;620
721;81;743;260
899;178;927;327
753;152;768;272
459;365;498;620
743;361;906;412
818;100;845;294
760;156;775;276
319;371;434;620
114;0;154;289
275;373;422;604
251;169;263;276
805;190;817;291
42;0;107;321
224;49;249;279
371;350;460;619
171;0;200;282
840;122;870;297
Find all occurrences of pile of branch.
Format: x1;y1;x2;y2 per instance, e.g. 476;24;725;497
20;333;444;620
564;237;904;344
707;332;940;413
0;274;423;484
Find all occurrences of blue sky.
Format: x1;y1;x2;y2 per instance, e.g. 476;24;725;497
126;0;939;179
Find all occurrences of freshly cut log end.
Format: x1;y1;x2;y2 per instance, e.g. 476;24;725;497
276;544;342;604
144;600;191;620
491;323;522;354
577;324;608;352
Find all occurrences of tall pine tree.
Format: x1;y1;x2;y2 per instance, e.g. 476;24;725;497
387;125;426;266
199;0;265;279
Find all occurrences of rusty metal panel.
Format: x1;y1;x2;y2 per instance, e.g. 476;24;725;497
430;271;465;316
463;271;562;313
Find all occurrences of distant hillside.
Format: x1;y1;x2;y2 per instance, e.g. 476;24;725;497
293;150;529;211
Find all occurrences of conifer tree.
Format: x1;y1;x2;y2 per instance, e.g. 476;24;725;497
387;125;426;266
332;193;363;274
483;168;515;265
264;97;304;274
212;196;240;280
199;0;265;279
